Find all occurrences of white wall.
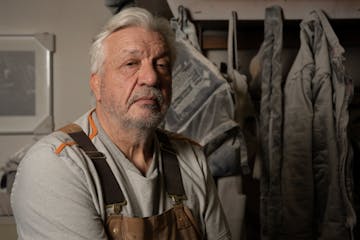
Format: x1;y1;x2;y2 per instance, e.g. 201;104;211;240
0;0;111;167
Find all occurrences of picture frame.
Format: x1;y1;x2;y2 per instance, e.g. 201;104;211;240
0;33;55;134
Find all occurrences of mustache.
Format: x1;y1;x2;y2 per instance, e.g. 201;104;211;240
127;87;164;107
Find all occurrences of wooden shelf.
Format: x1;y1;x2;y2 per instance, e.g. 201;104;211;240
196;19;360;50
167;0;360;20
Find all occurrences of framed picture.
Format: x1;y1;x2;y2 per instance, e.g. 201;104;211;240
0;33;54;134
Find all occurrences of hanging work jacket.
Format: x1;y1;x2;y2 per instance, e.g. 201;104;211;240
282;9;355;239
258;6;355;240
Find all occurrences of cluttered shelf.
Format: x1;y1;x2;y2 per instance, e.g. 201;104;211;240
196;19;360;50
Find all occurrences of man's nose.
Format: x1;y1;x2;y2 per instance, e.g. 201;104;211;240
138;62;158;86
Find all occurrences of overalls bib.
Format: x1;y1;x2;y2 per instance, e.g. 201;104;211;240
61;124;202;240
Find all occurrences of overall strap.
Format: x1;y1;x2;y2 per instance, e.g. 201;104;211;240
60;124;126;209
60;124;186;209
157;130;187;204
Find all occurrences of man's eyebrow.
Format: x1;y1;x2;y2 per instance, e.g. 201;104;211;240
116;48;170;60
120;49;142;56
156;50;171;59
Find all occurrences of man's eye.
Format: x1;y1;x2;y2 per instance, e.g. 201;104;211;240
155;61;170;70
157;63;168;68
156;64;170;75
126;61;138;67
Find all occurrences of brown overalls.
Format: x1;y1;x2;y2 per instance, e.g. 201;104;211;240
62;124;202;240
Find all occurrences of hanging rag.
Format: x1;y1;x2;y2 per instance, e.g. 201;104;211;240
216;11;257;240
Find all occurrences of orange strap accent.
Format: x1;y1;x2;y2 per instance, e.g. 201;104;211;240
88;110;98;140
54;109;99;155
54;141;76;155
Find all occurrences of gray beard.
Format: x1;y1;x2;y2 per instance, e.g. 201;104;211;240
120;104;167;130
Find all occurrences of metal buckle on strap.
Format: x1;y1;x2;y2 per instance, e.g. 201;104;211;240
85;151;106;160
106;200;127;215
169;194;187;205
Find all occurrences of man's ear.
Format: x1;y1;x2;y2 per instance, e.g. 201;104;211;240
90;73;102;101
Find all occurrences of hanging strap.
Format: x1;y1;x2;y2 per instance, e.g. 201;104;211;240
157;130;187;204
227;11;239;79
174;5;201;51
60;124;126;213
226;11;251;175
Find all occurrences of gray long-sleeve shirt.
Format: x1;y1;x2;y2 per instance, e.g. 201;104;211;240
11;110;231;240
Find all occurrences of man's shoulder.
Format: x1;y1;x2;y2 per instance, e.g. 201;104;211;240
18;127;90;185
42;111;92;156
157;129;207;170
17;132;74;176
27;130;73;155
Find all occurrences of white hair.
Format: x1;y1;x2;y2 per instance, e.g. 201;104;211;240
89;7;176;74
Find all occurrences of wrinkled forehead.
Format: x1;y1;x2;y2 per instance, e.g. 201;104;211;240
104;26;170;57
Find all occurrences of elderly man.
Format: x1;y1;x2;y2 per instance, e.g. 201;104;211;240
11;7;231;240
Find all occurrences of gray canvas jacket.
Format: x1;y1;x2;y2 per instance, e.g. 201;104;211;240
259;7;355;240
281;9;355;240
